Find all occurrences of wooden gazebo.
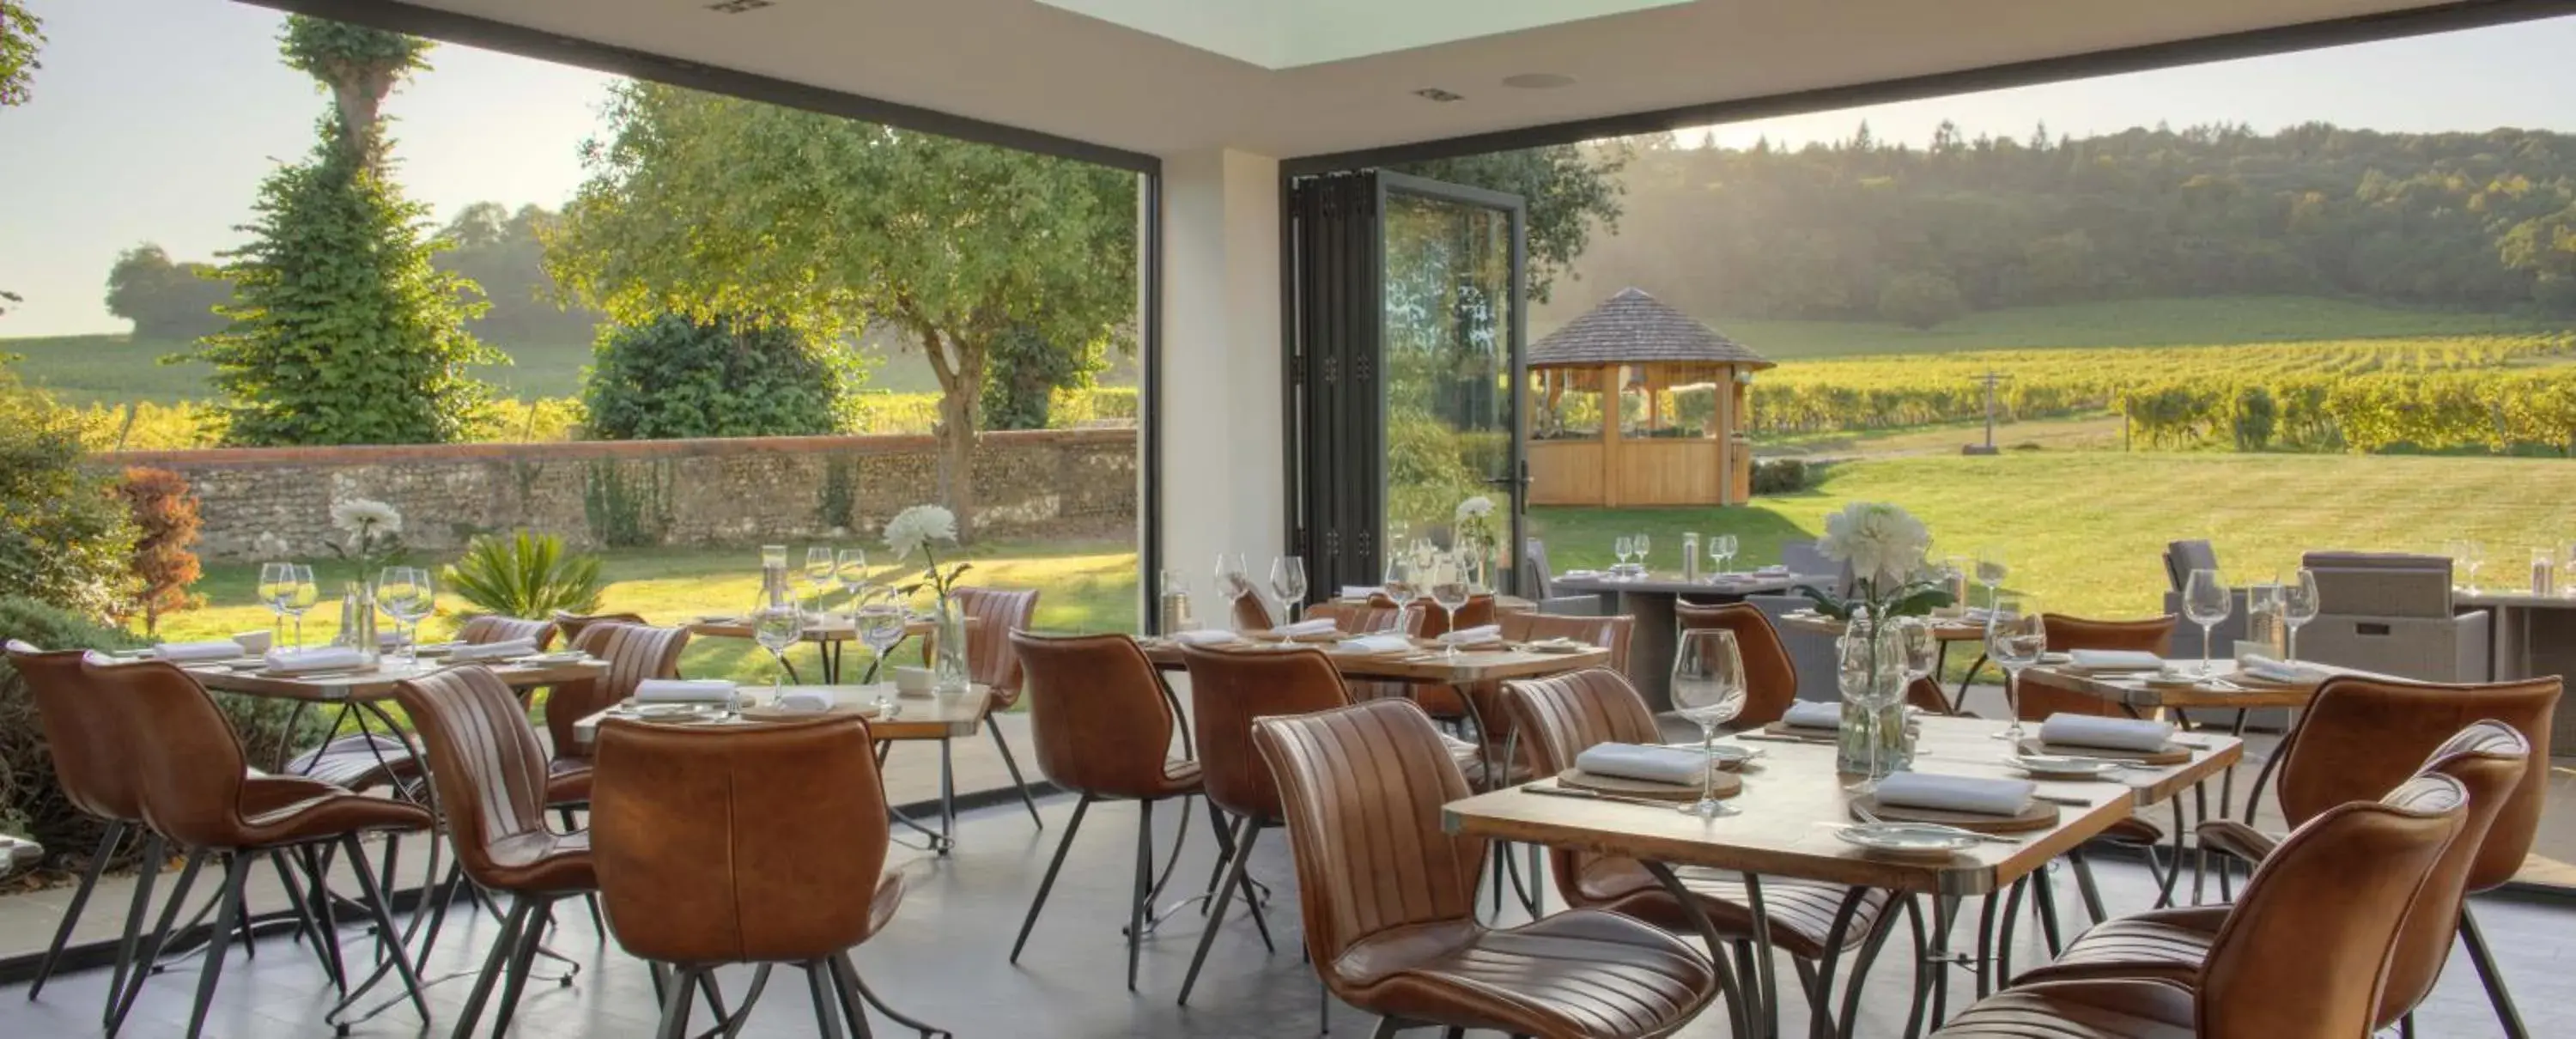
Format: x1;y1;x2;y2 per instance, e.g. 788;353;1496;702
1527;288;1772;507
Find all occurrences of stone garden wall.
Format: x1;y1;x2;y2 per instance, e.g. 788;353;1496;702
99;429;1138;560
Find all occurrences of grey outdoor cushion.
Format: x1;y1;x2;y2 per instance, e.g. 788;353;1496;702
2164;539;2219;591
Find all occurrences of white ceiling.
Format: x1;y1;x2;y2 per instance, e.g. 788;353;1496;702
1028;0;1695;70
392;0;2460;162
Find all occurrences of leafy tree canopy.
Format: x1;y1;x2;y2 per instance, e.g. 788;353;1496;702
0;0;40;107
280;14;431;149
1393;141;1630;304
582;313;846;440
106;243;234;341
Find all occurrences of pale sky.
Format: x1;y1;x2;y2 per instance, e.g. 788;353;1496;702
6;1;2576;337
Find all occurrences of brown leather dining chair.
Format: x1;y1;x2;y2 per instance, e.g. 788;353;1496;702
1930;770;2470;1039
1008;632;1206;991
2010;720;2529;1034
1499;667;1898;1030
541;620;691;811
550;610;648;646
457;614;559;650
1254;697;1720;1038
1314;598;1431;706
590;714;947;1039
1172;643;1339;1006
84;654;435;1039
2196;675;2559;1037
392;665;598;1039
950;585;1045;827
1674;602;1800;727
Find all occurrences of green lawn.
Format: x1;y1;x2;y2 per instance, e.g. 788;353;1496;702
154;539;1140;685
1535;295;2563;362
1532;451;2576;618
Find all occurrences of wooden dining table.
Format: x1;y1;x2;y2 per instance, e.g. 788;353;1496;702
683;614;964;684
1443;714;2244;1039
1135;634;1613;685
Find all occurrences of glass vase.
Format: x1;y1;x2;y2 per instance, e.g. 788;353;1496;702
1835;623;1910;775
933;595;971;693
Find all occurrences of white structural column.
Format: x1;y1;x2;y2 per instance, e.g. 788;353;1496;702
1156;149;1285;617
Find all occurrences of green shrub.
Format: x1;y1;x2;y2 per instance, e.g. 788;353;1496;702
0;374;136;617
583;313;845;440
1751;458;1813;495
441;530;606;620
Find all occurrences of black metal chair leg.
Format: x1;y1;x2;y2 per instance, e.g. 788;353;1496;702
654;966;703;1039
1130;798;1155;992
1837;896;1907;1039
1180;816;1259;1006
2067;847;2109;927
32;822;125;1000
2459;904;2530;1039
2032;866;2065;957
337;834;434;1026
181;854;252;1039
294;843;350;993
836;952;951;1037
489;900;553;1038
1009;794;1091;963
452;896;533;1039
100;833;167;1030
112;845;205;1037
1200;804;1236;907
805;962;850;1039
265;850;339;989
987;725;1044;829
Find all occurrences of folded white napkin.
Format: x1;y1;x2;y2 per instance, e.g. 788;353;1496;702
1574;743;1708;785
1755;565;1789;575
1335;634;1413;654
777;689;836;713
1438;624;1503;646
1339;586;1382;599
2069;649;2165;673
1782;701;1844;730
1562;569;1602;579
2038;714;2175;752
263;647;366;673
635;679;739;704
155;641;245;662
448;638;539;663
2236;654;2330;684
1277;618;1340;637
1874;772;2034;816
1172;629;1240;646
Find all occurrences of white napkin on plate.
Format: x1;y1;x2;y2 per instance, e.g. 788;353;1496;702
1335;634;1413;654
1573;743;1708;785
1172;629;1240;646
1339;586;1382;599
1755;564;1790;575
1438;624;1503;646
155;641;245;662
2068;649;2165;673
448;638;539;663
2039;714;2175;752
263;647;366;673
1874;772;2034;816
635;679;739;704
1277;618;1340;637
1563;569;1602;579
2236;654;2330;684
1782;701;1843;730
776;689;836;713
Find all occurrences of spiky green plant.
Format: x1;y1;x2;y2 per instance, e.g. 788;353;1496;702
440;531;605;621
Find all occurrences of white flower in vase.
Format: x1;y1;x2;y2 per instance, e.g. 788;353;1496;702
883;504;958;564
1803;501;1948;623
329;498;403;535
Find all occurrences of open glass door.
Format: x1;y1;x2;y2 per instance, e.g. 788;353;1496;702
1285;171;1526;596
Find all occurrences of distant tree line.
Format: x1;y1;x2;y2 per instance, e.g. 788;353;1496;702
1558;121;2576;328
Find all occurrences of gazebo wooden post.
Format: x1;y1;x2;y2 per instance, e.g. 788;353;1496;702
1715;363;1737;506
1600;363;1622;508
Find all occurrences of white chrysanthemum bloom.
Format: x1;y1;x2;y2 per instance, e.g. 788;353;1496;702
329;498;403;535
883;504;959;562
252;532;291;560
1818;501;1932;590
1455;495;1494;520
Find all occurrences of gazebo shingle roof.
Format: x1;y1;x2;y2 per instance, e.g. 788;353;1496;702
1528;288;1772;372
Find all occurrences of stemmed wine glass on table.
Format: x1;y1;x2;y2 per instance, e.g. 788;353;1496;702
1613;536;1634;575
1382;556;1421;635
805;548;837;614
1672;629;1748;818
1215;553;1255;630
1974;548;2008;611
375;567;434;661
1633;532;1652;574
1708;533;1739;576
259;562;295;648
2182;568;2232;676
269;563;319;650
1985;597;2046;744
854;592;907;714
2281;568;2320;663
1427;554;1473;660
2443;539;2485;593
835;549;870;623
1269;556;1309;646
750;583;805;703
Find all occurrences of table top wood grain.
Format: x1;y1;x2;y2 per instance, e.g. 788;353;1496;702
185;657;609;703
572;684;991;748
1443;715;2242;896
1137;637;1611;684
1550;572;1822;597
2013;659;2388;711
1777;612;1991;642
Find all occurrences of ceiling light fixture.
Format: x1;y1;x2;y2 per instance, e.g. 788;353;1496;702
1503;73;1577;89
1413;88;1465;103
706;0;774;13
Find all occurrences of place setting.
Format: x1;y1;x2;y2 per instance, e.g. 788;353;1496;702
1835;772;2047;859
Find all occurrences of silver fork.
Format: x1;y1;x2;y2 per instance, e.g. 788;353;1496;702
1849;799;2023;844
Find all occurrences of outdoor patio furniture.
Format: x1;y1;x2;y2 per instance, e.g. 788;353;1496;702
1252;698;1721;1038
1305;598;1425;704
1929;771;2468;1039
949;586;1046;829
85;655;434;1039
2029;613;2183;920
1007;632;1206;991
2014;720;2528;1034
2298;550;2491;683
1674;601;1801;726
391;665;598;1039
589;713;947;1039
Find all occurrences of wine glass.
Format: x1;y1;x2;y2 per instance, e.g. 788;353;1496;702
259;562;294;647
2281;568;2320;663
1269;556;1309;644
1215;553;1254;625
1428;555;1473;660
1898;616;1941;702
751;585;805;701
1711;533;1739;575
1974;547;2008;610
805;547;837;611
284;564;319;649
854;594;908;713
2182;568;2231;676
1986;597;2045;744
2462;540;2486;592
835;549;870;623
1671;629;1748;818
1634;532;1652;574
1613;535;1634;574
377;567;434;661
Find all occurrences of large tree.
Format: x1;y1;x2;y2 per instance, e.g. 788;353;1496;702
547;82;1135;539
194;16;498;446
1393;140;1631;304
105;243;234;340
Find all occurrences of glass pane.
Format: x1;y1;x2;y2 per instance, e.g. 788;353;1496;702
1382;191;1516;588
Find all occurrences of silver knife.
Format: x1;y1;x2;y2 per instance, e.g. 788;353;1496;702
1520;784;1679;810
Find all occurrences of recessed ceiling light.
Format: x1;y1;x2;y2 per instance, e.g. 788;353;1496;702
1503;72;1577;89
1413;88;1465;103
706;0;774;13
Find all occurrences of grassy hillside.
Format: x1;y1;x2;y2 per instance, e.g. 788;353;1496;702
1534;295;2567;361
